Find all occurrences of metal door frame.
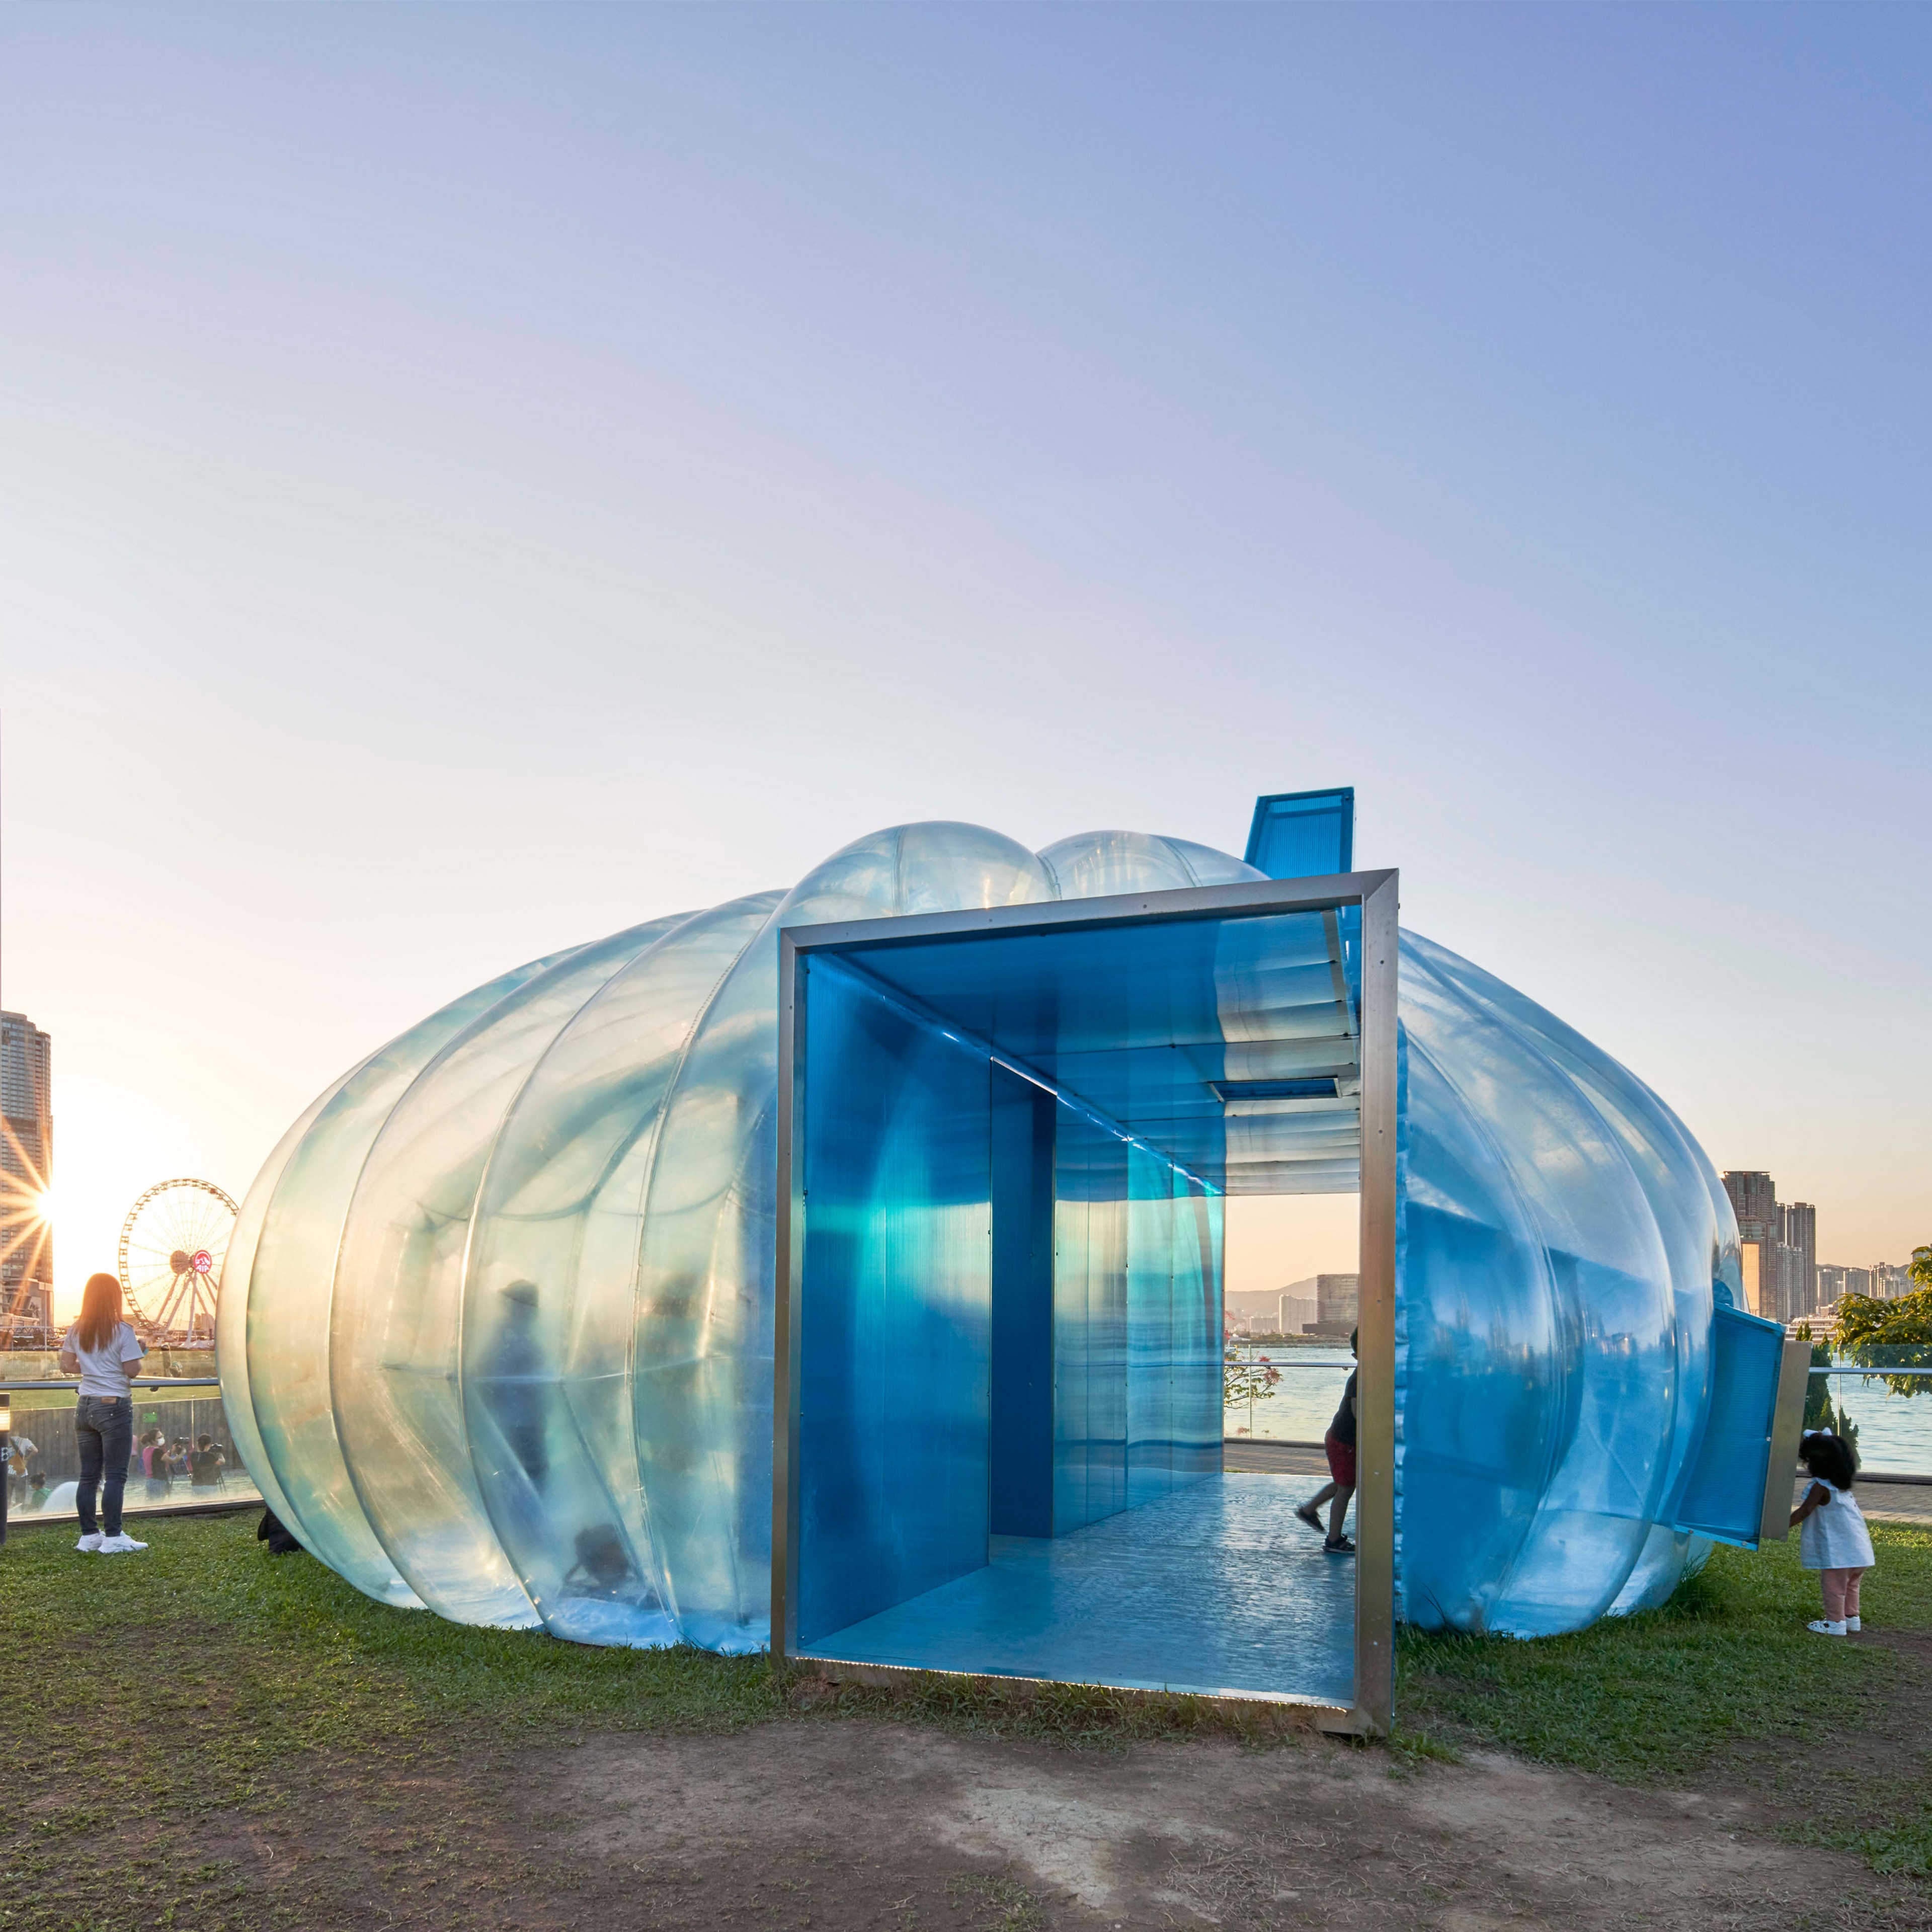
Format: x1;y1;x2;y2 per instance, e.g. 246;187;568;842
772;868;1400;1735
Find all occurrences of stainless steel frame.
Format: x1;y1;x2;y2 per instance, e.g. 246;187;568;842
1758;1334;1817;1545
772;868;1401;1735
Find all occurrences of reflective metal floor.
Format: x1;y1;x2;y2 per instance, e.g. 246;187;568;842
800;1473;1355;1705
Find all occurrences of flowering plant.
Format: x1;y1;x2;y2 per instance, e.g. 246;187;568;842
1224;1345;1282;1408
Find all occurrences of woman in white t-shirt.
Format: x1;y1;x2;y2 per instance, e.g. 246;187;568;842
56;1272;150;1555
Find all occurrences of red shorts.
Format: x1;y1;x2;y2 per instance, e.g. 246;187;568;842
1324;1430;1357;1488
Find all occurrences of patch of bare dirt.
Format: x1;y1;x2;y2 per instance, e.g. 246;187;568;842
527;1721;1932;1931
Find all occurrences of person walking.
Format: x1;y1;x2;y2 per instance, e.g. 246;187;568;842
1792;1430;1874;1636
56;1272;149;1555
1295;1328;1359;1555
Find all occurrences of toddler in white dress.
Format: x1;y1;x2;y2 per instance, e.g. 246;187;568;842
1791;1430;1874;1637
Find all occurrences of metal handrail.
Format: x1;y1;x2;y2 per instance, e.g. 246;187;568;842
1224;1358;1932;1380
10;1361;1929;1388
1;1377;222;1394
1809;1365;1932;1378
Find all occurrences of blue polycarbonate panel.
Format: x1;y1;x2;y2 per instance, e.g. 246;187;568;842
1174;1183;1225;1483
1054;1134;1220;1527
1670;1305;1786;1546
795;956;993;1646
828;906;1359;1197
989;1072;1055;1538
1125;1148;1176;1509
1052;1109;1129;1533
1244;788;1355;880
790;912;1242;1682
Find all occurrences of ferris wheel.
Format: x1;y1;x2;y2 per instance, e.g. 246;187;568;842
118;1178;239;1344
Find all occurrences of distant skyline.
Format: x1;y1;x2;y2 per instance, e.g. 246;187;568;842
2;5;1925;1314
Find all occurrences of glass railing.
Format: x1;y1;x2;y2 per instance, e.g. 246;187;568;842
1220;1343;1932;1479
2;1377;262;1527
1223;1343;1353;1443
1800;1348;1932;1479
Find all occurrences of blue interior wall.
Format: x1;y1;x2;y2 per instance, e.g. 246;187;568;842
1128;1158;1222;1504
796;958;993;1646
794;953;1224;1649
1126;1147;1176;1507
1174;1183;1225;1483
1053;1112;1220;1534
990;1070;1056;1537
1052;1111;1130;1533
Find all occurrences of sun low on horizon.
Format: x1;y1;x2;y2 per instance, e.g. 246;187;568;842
25;1076;246;1327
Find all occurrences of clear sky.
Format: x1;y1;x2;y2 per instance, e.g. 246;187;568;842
2;4;1925;1316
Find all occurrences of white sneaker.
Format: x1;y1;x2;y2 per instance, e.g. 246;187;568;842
97;1533;148;1555
1847;1616;1862;1632
1807;1619;1847;1637
75;1531;104;1553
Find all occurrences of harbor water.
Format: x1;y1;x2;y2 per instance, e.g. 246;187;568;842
1224;1344;1932;1478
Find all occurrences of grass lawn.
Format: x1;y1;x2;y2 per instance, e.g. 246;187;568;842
3;1512;1930;1928
1399;1523;1932;1871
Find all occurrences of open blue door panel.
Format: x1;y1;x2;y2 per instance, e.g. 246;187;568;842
1670;1304;1811;1548
1245;788;1354;880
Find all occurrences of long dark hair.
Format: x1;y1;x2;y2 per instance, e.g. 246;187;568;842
76;1272;123;1351
1802;1431;1859;1490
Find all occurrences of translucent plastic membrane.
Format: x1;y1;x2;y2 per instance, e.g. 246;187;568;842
1396;932;1734;1636
329;917;691;1627
465;892;781;1648
216;1067;363;1544
225;817;1736;1650
243;949;575;1596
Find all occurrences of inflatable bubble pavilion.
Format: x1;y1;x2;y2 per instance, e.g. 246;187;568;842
219;811;1769;1701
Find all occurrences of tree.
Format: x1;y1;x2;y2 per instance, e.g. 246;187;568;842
1797;1324;1859;1454
1831;1245;1932;1398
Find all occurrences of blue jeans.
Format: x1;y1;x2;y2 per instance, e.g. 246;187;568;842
75;1395;133;1537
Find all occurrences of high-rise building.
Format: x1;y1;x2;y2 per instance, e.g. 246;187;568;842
1724;1171;1777;1239
1828;1262;1915;1305
1723;1170;1819;1323
1783;1201;1817;1315
1305;1272;1358;1337
1725;1171;1780;1318
1;1009;53;1346
1277;1288;1315;1336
